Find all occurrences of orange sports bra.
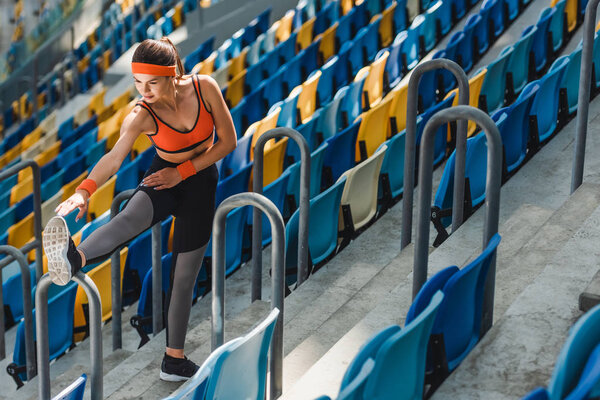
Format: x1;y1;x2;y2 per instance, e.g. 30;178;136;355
136;75;215;154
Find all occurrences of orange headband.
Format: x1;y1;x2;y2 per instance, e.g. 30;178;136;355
131;62;177;76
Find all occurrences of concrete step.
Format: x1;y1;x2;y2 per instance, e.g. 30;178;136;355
103;300;271;400
280;199;554;400
432;191;600;399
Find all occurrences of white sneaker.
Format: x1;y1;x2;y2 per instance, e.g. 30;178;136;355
43;216;81;285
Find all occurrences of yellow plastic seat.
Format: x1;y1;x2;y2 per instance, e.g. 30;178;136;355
362;51;389;109
355;94;394;162
41;189;64;227
21;127;43;150
294;70;321;124
89;88;108;118
225;70;246;109
34;140;61;167
192;52;216;75
551;0;577;33
338;145;387;234
228;48;248;81
62;171;89;201
77;55;90;74
446;68;487;137
73;247;128;342
87;175;117;221
103;50;112;71
340;0;354;15
262;137;289;187
297;17;316;52
11;175;33;205
276;10;295;44
110;90;132;112
316;22;338;64
19;94;31;120
0;144;22;169
98;115;121;150
389;84;409;135
380;2;397;47
131;134;152;158
8;212;34;250
248;107;281;160
173;2;184;27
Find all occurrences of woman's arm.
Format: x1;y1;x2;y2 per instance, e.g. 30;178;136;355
55;109;145;219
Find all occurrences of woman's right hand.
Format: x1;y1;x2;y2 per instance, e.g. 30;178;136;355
54;190;89;221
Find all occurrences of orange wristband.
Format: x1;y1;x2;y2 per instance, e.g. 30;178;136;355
176;160;196;180
76;179;97;196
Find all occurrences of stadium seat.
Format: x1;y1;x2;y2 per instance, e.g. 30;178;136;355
220;134;252;178
356;94;394;162
314;1;338;37
286;143;328;213
261;138;289;187
297;17;316;52
417;93;455;166
389;83;409;135
480;46;513;113
377;130;406;209
338;145;387;242
465;14;486;60
225;70;246;109
317;22;337;65
204;206;248;277
317;57;338;107
295;70;321;124
406;234;501;394
52;374;87;400
322;119;360;189
2;262;35;325
41;190;64;226
289;109;322;160
482;0;505;39
379;2;397;47
285;176;346;281
8;282;78;386
506;25;537;101
274;92;300;129
531;8;555;76
530;56;569;145
593;31;600;91
165;309;279;400
362;50;389;109
385;32;405;90
339;72;368;129
316;85;348;142
216;163;253;208
87;175;117;221
549;0;566;54
446;68;487;137
8;212;33;250
401;24;420;72
561;45;582;116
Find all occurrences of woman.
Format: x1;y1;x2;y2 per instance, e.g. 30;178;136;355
42;37;237;381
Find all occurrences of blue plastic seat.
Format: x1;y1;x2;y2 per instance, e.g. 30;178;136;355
465;14;485;58
427;0;452;38
220;134;252;178
272;93;299;129
276;32;298;67
322;119;360;187
549;0;566;53
286;144;328;212
348;28;369;77
505;0;519;22
451;0;467;20
282;55;304;94
377;130;406;206
335;10;354;52
482;0;505;38
314;1;338;36
287;110;322;163
318;57;338;107
52;374;87;400
2;262;35;324
248;170;290;247
204;206;248;277
299;40;320;81
263;71;285;111
561;45;582;115
385;33;405;90
316;86;348;142
245;62;266;95
522;388;551;400
417;93;455;165
593;32;600;90
339;76;367;129
406;234;501;393
285;176;346;282
166;309;279;400
452;30;474;73
394;0;408;32
216;163;253;207
350;2;369;35
494;80;539;173
9;282;78;385
363;16;382;63
532;8;555;75
41;169;65;202
530;56;569;144
506;25;537;99
243;84;268;128
480;45;513;113
115;158;140;193
401;24;420;71
418;13;437;54
419;51;444;112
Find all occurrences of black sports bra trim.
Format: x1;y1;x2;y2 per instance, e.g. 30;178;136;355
148;129;214;154
140;76;202;134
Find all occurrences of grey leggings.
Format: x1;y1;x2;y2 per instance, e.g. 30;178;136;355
78;155;218;349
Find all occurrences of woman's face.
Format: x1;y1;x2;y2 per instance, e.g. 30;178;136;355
133;73;172;103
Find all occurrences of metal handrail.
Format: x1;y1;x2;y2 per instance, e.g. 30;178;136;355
0;246;34;380
402;59;470;249
0;160;43;280
211;193;285;400
572;0;600;193
109;189;134;350
253;127;310;292
109;189;164;350
413;106;502;333
36;272;103;400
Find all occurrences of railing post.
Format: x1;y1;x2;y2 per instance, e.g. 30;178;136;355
572;0;600;193
0;246;35;379
151;222;163;335
212;193;285;400
109;189;135;350
403;59;469;250
253;127;310;293
413;106;502;332
36;272;103;400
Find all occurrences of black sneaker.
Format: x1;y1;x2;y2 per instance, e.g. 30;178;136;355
43;216;82;286
160;353;199;382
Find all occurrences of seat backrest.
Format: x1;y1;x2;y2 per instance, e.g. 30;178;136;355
562;45;583;113
378;130;406;198
339;145;387;231
363;291;444;399
337;359;375;400
389;82;409;135
206;308;280;399
363;50;389;109
87;175;117;221
297;70;321;124
287;142;328;205
448;68;487;137
52;374;87;400
531;55;569;142
507;25;538;95
480;45;514;113
216;162;253;207
532;7;555;72
355;92;393;162
417;93;455;165
549;0;566;51
340;73;367;128
221;134;251;178
261;137;289;186
548;303;600;399
385;32;405;89
316;83;348;141
249;169;290;247
323;119;360;185
402;17;421;70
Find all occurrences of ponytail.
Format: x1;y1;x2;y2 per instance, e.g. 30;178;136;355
160;37;185;80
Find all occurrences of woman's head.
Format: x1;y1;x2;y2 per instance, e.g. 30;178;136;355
132;38;185;103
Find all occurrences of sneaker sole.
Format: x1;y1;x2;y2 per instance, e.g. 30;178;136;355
159;371;191;382
43;216;72;286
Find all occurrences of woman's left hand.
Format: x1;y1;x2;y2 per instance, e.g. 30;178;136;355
142;167;182;190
